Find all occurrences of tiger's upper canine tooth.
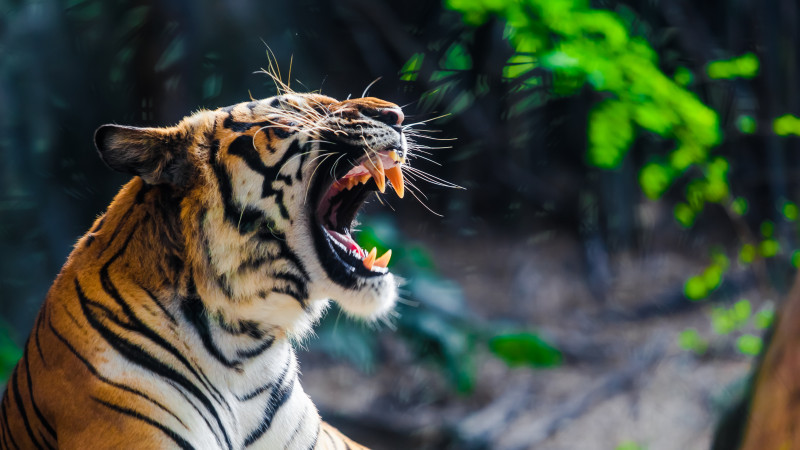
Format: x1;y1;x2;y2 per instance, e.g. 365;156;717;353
385;166;404;198
364;157;386;193
387;150;400;163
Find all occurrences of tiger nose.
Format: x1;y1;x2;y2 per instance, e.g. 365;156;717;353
379;107;404;127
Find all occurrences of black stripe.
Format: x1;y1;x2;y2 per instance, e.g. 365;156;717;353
0;408;10;450
76;273;232;450
275;239;310;281
1;392;20;449
10;365;44;449
284;411;306;449
271;271;309;305
47;317;189;431
164;380;222;446
236;360;288;402
74;284;231;449
227;135;295;220
92;397;195;450
23;354;55;442
235;336;275;360
135;183;153;203
322;428;335;448
180;295;241;369
96;230;231;412
222;114;272;133
217;318;264;340
307;421;320;450
33;311;47;366
90;216;106;233
141;286;177;324
99;187;142;257
209;138;263;233
244;370;296;446
235;381;273;403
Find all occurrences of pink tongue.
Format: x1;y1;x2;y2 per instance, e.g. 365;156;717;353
329;230;365;258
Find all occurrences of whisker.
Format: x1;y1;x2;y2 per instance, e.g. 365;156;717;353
405;182;443;217
304;152;337;204
405;153;442;166
404;166;465;189
362;77;382;98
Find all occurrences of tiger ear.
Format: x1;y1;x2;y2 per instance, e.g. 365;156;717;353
94;124;193;186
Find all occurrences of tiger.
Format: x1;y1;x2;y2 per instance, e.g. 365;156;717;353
0;91;412;449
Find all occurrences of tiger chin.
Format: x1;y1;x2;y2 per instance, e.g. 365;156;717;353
0;93;411;449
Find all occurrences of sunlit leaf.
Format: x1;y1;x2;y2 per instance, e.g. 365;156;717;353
588;99;633;168
707;53;759;79
737;334;763;356
489;332;562;368
678;328;707;355
684;275;708;300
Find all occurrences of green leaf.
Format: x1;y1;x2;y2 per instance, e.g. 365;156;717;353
674;203;696;228
731;197;748;216
684;275;708;300
400;53;425;82
754;308;775;330
760;220;774;237
640;163;673;200
731;299;752;323
707;53;759;79
759;239;780;258
616;441;647;450
588;100;634;168
737;115;756;134
673;66;693;86
739;244;756;264
793;250;800;268
678;328;707;355
712;307;734;334
783;202;799;221
489;332;562;368
774;115;800;136
737;334;763;356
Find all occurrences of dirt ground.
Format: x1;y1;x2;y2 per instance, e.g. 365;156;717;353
299;220;757;450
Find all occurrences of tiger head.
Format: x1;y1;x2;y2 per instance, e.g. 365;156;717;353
94;93;409;337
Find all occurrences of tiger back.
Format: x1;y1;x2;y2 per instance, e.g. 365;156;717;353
0;92;410;449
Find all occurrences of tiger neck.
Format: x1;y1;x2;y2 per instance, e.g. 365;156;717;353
85;177;310;371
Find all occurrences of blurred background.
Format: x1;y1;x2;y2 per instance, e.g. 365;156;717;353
2;0;800;448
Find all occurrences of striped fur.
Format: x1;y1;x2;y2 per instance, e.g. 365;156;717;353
0;93;408;449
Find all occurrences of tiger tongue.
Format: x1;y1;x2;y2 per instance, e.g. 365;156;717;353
327;229;365;257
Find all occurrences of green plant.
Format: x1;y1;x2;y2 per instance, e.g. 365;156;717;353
311;215;561;392
0;322;22;385
434;0;800;359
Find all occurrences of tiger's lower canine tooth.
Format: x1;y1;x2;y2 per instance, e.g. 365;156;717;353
374;249;392;268
385;166;404;198
363;247;377;270
364;157;386;193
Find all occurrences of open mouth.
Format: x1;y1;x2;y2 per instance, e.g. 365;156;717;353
312;148;405;285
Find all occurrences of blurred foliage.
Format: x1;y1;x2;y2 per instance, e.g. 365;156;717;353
488;332;561;368
436;0;799;361
774;114;800;136
0;322;22;385
706;53;759;80
313;216;561;392
443;0;721;207
615;441;647;450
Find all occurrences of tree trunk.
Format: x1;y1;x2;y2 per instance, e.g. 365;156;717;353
734;271;800;449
